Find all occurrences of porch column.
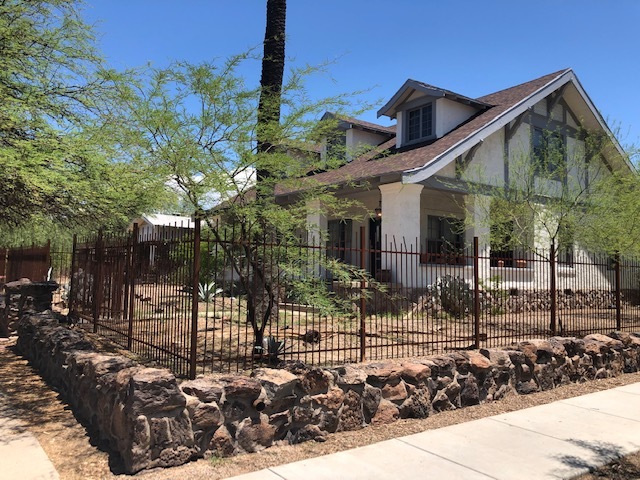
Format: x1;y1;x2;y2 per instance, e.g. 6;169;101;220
465;194;491;282
306;199;328;278
379;182;423;287
306;199;327;244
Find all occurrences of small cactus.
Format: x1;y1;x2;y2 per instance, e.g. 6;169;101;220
198;282;223;302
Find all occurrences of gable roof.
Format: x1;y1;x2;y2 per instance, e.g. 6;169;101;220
377;79;493;119
404;68;630;183
279;68;630;196
322;112;396;135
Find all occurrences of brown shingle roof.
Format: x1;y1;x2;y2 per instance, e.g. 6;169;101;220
337;115;396;135
322;112;396;135
378;79;493;118
277;69;569;196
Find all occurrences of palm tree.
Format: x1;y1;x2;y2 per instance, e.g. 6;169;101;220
251;0;287;357
257;0;286;163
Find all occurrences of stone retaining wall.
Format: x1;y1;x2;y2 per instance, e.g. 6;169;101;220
1;279;58;336
17;312;640;474
374;287;637;317
482;289;623;314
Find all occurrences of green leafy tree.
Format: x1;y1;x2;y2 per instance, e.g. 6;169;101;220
458;125;633;332
0;0;170;240
579;168;640;256
110;47;374;354
461;127;627;259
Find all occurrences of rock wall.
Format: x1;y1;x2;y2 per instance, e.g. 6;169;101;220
17;312;197;474
1;279;58;336
16;311;640;473
413;288;634;316
482;289;621;314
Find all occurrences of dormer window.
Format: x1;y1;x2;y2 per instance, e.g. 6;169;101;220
406;103;434;143
377;79;491;149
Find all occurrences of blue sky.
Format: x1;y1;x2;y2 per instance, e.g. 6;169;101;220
82;0;640;148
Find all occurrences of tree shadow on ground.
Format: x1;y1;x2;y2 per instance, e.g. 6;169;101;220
554;438;640;479
0;339;125;475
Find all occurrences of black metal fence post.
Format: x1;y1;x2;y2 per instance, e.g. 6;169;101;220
126;223;138;350
189;217;202;379
1;247;7;284
615;252;622;331
45;240;51;278
473;236;481;348
92;230;104;334
68;234;78;314
359;226;367;362
549;242;557;335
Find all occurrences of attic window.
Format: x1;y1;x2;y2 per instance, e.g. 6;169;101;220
532;127;565;178
407;103;433;142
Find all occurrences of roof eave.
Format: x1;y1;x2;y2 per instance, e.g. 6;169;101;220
377;79;425;119
568;73;632;170
377;79;492;119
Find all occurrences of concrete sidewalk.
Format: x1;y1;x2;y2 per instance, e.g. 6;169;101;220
225;383;640;480
0;384;59;480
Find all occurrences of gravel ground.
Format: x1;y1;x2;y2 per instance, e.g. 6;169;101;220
2;335;640;480
574;452;640;480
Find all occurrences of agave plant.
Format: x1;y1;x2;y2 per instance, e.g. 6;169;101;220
198;282;223;302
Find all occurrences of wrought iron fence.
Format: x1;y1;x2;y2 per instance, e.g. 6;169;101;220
5;220;640;378
70;225;198;378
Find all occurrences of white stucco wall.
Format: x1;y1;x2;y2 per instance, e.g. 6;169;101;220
435;161;457;178
346;129;389;161
380;183;423;247
379;183;423;286
435;98;478;139
566;136;587;189
533;100;547;116
395;114;403;149
466;128;506;185
507;122;532;189
551;102;563;122
305;199;328;244
459;119;526;188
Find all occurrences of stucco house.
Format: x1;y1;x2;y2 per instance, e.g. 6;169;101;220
286;69;633;290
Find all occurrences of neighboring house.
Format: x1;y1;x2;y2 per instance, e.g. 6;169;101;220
288;69;633;290
319;112;396;163
129;214;195;269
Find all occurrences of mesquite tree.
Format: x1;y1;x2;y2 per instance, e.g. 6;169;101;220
0;0;168;238
111;33;370;358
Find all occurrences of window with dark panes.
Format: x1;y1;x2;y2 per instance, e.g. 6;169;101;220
407;104;433;142
424;215;464;264
327;219;352;264
532;127;565;177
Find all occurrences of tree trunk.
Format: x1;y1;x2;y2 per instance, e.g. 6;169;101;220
257;0;286;166
251;0;287;356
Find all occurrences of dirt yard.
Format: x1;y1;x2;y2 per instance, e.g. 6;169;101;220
2;334;640;480
75;290;640;376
